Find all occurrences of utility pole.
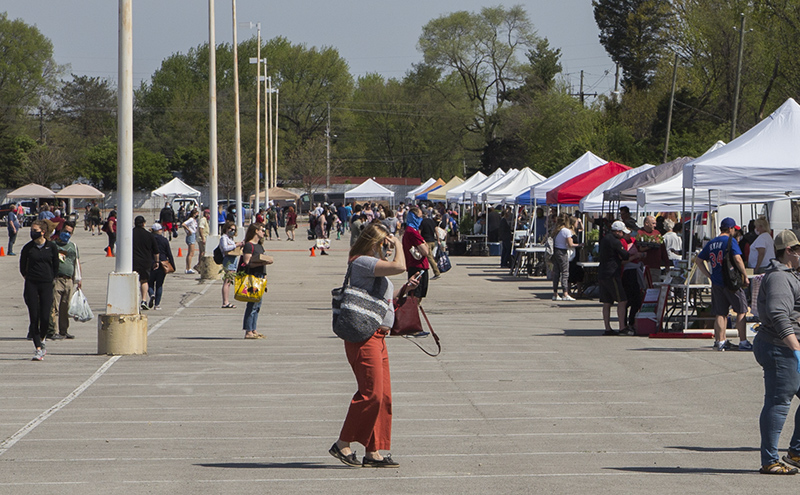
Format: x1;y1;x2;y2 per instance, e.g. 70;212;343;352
326;102;331;188
273;88;279;188
263;67;269;207
731;13;746;142
231;0;243;231
613;63;620;103
571;70;597;106
663;53;679;163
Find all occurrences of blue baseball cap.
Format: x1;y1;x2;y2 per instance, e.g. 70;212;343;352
720;217;737;229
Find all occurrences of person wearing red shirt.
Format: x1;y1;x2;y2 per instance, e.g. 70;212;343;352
402;206;430;300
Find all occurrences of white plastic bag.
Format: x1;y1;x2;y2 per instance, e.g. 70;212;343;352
68;289;94;322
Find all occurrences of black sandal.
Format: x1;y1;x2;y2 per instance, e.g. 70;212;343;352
221;303;236;309
329;443;361;467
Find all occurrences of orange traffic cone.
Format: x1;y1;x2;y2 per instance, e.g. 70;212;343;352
105;246;114;257
178;248;183;257
309;246;315;257
0;246;5;256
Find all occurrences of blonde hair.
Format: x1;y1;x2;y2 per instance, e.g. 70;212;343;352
349;222;390;259
754;217;770;233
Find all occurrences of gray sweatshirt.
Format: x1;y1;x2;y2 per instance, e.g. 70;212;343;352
756;259;800;346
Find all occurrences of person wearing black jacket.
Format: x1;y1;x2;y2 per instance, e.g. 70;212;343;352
19;220;60;360
419;215;441;279
159;203;176;239
598;221;637;336
147;223;175;310
133;216;160;311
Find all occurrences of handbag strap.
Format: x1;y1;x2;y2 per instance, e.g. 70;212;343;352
401;301;441;357
343;258;384;295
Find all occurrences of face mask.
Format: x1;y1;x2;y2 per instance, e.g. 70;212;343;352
30;230;43;240
59;232;71;243
228;230;236;237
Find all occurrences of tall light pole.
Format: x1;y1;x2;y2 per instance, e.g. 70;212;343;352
326;102;331;187
266;75;273;192
273;88;279;188
98;0;145;356
207;0;219;254
263;70;270;207
231;0;243;230
731;13;746;142
246;22;261;218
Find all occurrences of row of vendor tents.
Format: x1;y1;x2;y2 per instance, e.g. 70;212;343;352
407;97;800;215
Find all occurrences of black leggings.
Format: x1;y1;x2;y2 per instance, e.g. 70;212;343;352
622;269;643;327
24;280;54;349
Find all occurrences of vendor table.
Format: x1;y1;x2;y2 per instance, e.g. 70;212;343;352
575;261;600;297
463;234;488;256
511;246;546;277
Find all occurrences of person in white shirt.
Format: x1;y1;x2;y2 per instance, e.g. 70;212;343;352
662;219;683;267
182;209;199;274
749;217;775;275
550;214;580;301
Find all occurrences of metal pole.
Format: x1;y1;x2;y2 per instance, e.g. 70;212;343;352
231;0;243;230
663;52;679;163
254;23;261;219
266;75;272;194
326;102;331;188
273;88;279;188
264;66;272;208
116;0;133;274
731;13;746;142
209;0;219;241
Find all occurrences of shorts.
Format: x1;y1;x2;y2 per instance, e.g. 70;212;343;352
711;284;748;316
599;276;626;304
407;267;429;299
134;267;151;284
285;224;296;232
185;233;196;245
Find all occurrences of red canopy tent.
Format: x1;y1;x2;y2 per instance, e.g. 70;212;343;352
546;161;630;205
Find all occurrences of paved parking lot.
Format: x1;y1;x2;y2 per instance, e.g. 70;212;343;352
0;228;792;493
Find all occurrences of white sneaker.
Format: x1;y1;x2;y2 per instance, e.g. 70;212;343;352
552;295;563;301
562;295;576;301
185;269;196;274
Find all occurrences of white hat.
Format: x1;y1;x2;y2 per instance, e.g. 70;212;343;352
611;220;630;234
151;222;163;231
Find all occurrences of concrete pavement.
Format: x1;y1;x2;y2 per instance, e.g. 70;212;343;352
0;226;791;494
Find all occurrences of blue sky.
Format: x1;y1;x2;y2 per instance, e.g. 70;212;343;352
6;0;615;97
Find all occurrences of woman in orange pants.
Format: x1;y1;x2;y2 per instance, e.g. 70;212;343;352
329;223;417;467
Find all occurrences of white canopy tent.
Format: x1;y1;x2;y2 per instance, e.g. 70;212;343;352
579;165;654;213
684;98;800;201
151;177;201;199
455;169;506;205
405;178;437;200
445;171;487;203
345;178;395;204
472;169;520;203
530;151;606;205
484;168;547;203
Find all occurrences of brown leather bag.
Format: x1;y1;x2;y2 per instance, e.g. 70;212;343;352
391;292;440;356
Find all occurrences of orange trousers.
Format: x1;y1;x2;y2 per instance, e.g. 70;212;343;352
339;331;392;451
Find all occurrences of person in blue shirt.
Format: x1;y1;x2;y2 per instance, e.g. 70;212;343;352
695;217;751;351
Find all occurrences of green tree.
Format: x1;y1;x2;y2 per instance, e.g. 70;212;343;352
593;0;673;91
524;38;563;94
55;74;116;144
170;146;208;185
133;144;171;191
418;5;539;147
13;143;67;186
79;137;117;189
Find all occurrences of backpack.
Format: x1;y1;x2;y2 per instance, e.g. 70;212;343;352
721;235;744;292
101;220;109;233
213;245;224;265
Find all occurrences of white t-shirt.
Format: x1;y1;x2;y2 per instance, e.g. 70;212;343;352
554;228;572;250
183;217;198;234
663;231;682;261
749;232;775;268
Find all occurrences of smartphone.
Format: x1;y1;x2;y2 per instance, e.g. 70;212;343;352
412;271;423;282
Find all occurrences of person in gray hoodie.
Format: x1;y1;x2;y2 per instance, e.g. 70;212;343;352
754;230;800;474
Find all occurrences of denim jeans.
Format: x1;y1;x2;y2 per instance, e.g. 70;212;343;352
753;332;800;466
242;299;262;332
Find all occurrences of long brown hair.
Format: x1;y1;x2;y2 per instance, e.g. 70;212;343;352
349;222;390;259
244;222;264;244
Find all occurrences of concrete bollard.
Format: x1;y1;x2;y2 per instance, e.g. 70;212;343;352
98;314;147;355
196;255;222;280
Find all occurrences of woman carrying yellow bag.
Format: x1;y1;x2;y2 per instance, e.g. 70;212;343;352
237;222;272;339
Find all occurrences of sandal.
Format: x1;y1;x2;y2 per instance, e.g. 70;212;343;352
244;333;260;339
760;461;797;474
222;303;236;309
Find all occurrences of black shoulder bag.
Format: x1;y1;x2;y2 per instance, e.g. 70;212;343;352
722;235;744;292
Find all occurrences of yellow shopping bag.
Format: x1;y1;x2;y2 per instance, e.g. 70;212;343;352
234;273;267;303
